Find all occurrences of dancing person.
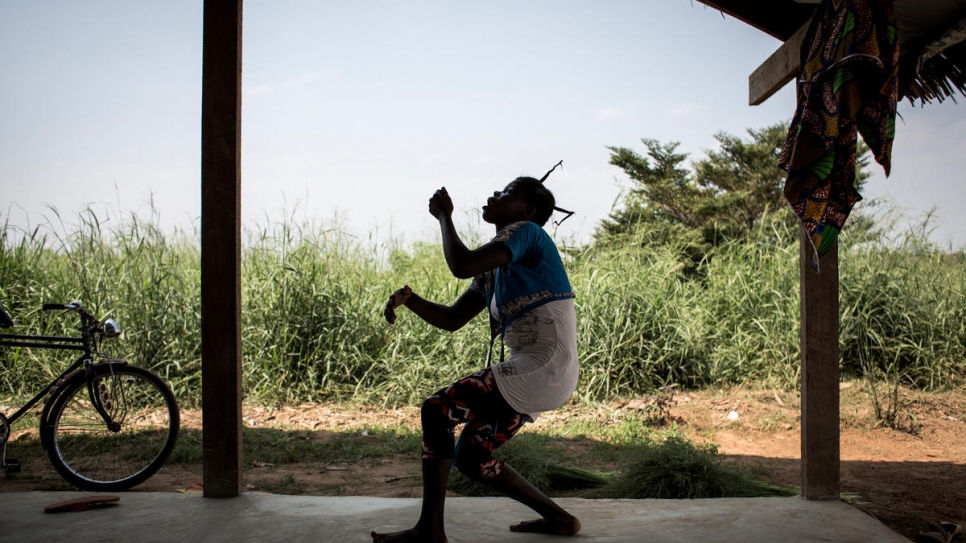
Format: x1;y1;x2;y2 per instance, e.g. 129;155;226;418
372;174;580;543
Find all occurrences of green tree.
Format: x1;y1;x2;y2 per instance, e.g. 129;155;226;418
691;123;790;242
597;121;872;248
598;139;703;236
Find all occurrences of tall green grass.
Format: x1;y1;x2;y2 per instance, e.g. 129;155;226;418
570;212;804;397
1;205;964;407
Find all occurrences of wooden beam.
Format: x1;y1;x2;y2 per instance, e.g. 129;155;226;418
201;0;243;498
749;20;810;105
799;229;841;500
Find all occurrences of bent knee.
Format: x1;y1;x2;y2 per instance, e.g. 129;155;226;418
420;396;447;424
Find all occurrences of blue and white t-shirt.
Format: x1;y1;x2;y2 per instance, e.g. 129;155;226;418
468;221;579;419
469;221;574;326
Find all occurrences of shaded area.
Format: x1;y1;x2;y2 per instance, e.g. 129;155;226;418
0;491;912;543
5;422;963;540
724;455;966;541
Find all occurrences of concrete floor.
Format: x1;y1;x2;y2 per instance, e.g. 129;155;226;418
0;492;910;543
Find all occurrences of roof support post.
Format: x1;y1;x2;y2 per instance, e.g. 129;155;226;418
799;229;841;500
201;0;244;498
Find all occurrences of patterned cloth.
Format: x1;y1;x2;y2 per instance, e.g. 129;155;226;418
779;0;898;269
420;368;529;480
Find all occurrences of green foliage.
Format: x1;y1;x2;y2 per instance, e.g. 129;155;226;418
1;202;964;407
598;121;872;252
0;207;490;407
692;123;793;240
602;139;701;233
0;207;201;398
576;208;812;394
602;435;797;499
839;213;966;390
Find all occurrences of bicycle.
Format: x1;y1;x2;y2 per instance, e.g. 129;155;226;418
0;301;180;491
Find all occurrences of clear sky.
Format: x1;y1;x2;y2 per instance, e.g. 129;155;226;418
2;0;964;249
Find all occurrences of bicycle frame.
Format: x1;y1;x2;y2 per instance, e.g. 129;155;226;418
0;347;89;428
0;304;122;440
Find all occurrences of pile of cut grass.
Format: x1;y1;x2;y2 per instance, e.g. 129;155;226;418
447;433;796;499
601;436;796;499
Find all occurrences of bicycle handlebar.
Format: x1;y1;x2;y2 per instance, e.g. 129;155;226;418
4;301;119;339
42;302;100;323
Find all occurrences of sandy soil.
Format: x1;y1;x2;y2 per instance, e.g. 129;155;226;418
3;383;964;541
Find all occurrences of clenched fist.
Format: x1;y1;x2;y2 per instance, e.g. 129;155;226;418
384;285;413;324
428;187;454;220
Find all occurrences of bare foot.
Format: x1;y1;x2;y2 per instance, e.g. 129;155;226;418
370;527;448;543
509;514;581;536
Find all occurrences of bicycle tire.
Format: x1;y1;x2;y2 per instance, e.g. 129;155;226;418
41;363;180;491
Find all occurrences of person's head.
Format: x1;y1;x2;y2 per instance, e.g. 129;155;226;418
482;177;556;228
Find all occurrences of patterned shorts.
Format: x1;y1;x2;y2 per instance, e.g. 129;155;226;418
420;368;529;480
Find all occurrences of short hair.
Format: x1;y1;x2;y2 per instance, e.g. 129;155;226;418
513;177;556;226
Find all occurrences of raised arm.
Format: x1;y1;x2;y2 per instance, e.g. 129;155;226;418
430;187;512;279
385;285;486;332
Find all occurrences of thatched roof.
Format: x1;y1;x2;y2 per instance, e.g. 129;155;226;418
697;0;966;105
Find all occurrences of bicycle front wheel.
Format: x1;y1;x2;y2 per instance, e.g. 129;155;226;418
41;364;180;491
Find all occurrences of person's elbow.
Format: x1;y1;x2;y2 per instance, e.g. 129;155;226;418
440;322;463;332
438;320;467;332
439;314;473;332
447;261;476;279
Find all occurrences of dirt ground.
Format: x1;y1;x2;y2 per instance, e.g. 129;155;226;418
3;383;964;541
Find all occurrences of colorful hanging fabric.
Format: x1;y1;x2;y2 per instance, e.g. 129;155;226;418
778;0;898;269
